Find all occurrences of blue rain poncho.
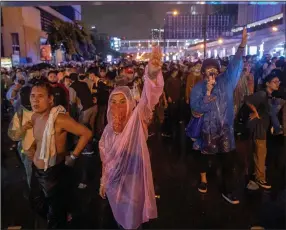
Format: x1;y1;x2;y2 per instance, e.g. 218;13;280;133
190;47;244;154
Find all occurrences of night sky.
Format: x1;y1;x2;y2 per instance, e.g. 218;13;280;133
82;2;192;39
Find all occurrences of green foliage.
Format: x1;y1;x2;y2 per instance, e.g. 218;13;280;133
47;19;96;59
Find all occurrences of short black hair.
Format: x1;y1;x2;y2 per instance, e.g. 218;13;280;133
70;73;79;81
48;70;58;76
87;67;99;76
201;59;221;74
276;60;285;68
263;72;280;86
31;81;53;97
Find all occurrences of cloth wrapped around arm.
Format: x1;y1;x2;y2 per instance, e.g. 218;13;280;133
137;65;164;128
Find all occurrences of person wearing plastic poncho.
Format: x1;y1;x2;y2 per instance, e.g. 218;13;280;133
99;47;163;229
190;28;247;205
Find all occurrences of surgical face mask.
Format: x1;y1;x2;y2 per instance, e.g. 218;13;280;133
79;75;86;80
110;99;128;133
205;67;219;78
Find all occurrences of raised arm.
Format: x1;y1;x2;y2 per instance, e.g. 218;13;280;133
222;28;247;90
56;113;92;157
138;47;164;123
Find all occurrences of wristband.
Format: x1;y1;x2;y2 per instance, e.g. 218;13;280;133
70;153;78;160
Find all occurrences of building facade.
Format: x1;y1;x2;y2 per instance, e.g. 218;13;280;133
1;5;81;64
164;11;233;40
150;28;164;40
237;3;283;26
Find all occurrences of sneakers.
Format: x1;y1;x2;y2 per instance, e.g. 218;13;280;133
247;180;259;191
78;183;87;189
161;133;171;138
256;180;271;189
222;193;240;204
198;182;207;193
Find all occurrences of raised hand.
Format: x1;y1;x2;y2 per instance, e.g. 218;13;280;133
148;46;162;79
240;27;247;47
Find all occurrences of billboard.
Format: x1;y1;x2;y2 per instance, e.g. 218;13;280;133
12;54;20;66
40;45;52;61
1;57;12;69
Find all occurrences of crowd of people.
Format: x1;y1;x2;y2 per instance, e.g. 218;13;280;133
2;28;286;229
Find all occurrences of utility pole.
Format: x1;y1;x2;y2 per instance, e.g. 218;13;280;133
163;18;166;60
203;3;208;59
284;3;286;56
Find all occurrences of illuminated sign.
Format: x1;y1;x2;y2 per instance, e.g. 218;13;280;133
12;54;20;66
1;57;12;69
40;45;52;61
107;55;112;62
249;46;258;55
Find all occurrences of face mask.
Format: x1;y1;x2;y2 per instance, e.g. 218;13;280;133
18;79;25;85
48;81;58;85
205;68;219;78
79;75;86;80
110;102;127;133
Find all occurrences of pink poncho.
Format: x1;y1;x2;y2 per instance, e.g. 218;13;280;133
99;65;164;229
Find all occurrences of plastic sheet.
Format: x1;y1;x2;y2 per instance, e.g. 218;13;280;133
190;48;244;155
99;64;163;229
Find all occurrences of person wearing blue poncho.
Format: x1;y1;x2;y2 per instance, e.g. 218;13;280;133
190;28;247;205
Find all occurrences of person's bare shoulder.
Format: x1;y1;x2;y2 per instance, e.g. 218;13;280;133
31;113;40;125
55;113;69;124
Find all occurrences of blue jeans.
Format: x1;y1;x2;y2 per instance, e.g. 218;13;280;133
17;142;32;188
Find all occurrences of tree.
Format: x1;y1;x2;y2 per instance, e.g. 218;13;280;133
47;19;96;60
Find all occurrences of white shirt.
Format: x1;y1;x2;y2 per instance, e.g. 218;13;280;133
11;109;35;151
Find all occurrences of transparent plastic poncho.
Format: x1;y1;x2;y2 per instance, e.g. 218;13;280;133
190;48;244;154
99;65;163;229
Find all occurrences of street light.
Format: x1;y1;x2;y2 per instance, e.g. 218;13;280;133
272;26;278;31
200;44;204;48
218;38;223;44
173;10;178;16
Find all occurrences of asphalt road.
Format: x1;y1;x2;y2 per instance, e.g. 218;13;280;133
1;117;285;229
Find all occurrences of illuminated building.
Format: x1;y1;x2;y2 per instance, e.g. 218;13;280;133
1;5;81;64
164;11;233;40
188;2;285;58
150;28;164;40
110;37;121;51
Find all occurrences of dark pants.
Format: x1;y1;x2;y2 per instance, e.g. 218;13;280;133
79;154;95;184
96;105;108;137
198;151;236;194
29;162;69;229
162;101;180;135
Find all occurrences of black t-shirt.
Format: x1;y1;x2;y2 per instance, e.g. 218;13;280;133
70;81;94;111
91;80;110;106
51;86;68;110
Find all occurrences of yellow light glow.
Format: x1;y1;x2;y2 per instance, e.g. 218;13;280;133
272;26;278;31
200;44;204;48
173;10;178;16
218;38;223;44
